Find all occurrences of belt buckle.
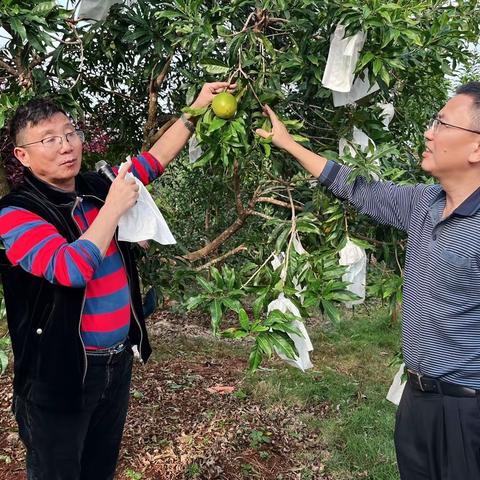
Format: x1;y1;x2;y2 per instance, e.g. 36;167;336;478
409;369;425;391
112;343;124;354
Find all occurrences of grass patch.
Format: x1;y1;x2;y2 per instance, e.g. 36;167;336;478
241;306;401;480
150;305;402;479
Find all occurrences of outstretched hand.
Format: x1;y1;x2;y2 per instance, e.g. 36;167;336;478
190;82;237;110
255;105;295;151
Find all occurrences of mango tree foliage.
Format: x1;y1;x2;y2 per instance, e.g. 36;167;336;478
0;0;479;369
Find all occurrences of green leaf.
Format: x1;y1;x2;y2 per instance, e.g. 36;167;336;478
185;295;205;311
256;333;272;357
155;10;181;20
373;58;383;77
0;350;8;375
270;321;302;337
221;327;249;339
200;58;230;75
182;106;208;117
222;266;236;290
253;290;268;319
196;276;215;294
223;298;242;313
321;299;341;325
32;1;56;15
248;346;262;372
9;17;27;42
291;134;309;143
269;332;297;359
380;67;391;86
238;308;250;331
275;226;290;252
210;299;223;334
357;51;375;70
207;116;227;133
210;267;223;287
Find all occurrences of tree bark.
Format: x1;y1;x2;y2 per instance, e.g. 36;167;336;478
141;55;173;150
183;215;248;262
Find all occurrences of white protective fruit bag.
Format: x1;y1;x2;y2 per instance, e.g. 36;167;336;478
377;102;395;130
322;24;366;93
267;293;314;372
386;363;406;406
338;239;367;307
332;69;379;107
188;135;203;163
78;0;136;21
339;127;380;181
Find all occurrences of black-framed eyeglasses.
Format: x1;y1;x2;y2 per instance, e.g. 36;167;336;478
431;117;480;135
16;130;85;150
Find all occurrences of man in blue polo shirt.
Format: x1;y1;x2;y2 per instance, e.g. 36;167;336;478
256;81;480;480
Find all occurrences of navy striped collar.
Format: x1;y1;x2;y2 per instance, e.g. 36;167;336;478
431;185;480;217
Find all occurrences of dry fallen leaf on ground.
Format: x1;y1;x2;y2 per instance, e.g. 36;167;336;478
206;385;236;394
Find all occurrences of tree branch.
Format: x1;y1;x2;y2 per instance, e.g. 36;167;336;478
255;196;304;211
182;216;247;262
0;58;17;77
142;55;173;150
147;117;177;146
245;209;274;221
233;159;243;215
195;245;247;271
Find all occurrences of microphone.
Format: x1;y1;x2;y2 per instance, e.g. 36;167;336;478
95;160;116;182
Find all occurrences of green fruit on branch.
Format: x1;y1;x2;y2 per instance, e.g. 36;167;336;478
212;92;237;119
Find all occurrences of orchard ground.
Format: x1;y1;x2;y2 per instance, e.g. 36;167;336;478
0;305;400;480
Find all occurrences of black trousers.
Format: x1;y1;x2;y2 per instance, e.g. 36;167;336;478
13;347;133;480
395;381;480;480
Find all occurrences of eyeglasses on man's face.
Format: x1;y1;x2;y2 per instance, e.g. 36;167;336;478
430;117;480;135
16;130;85;150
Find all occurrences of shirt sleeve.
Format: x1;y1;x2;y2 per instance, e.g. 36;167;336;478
0;206;102;287
318;160;429;232
113;151;165;186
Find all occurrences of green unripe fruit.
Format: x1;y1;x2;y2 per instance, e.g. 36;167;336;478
212;92;237;119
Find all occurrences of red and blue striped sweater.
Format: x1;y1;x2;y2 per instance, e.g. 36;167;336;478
0;151;164;350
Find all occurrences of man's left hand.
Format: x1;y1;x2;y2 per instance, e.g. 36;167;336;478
190;82;237;110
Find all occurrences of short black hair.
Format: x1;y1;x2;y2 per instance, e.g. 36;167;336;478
8;98;67;145
456;81;480;129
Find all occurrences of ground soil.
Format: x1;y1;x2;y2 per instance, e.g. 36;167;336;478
0;310;332;480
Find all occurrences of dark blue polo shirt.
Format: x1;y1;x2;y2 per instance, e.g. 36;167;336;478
320;161;480;388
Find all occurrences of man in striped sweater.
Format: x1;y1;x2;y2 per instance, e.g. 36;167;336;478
0;81;235;480
257;82;480;480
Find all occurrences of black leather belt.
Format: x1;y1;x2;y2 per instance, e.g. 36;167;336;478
407;370;479;397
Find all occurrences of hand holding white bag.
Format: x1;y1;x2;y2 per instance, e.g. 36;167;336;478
117;166;176;245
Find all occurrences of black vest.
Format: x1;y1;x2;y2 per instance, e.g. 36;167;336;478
0;170;151;410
